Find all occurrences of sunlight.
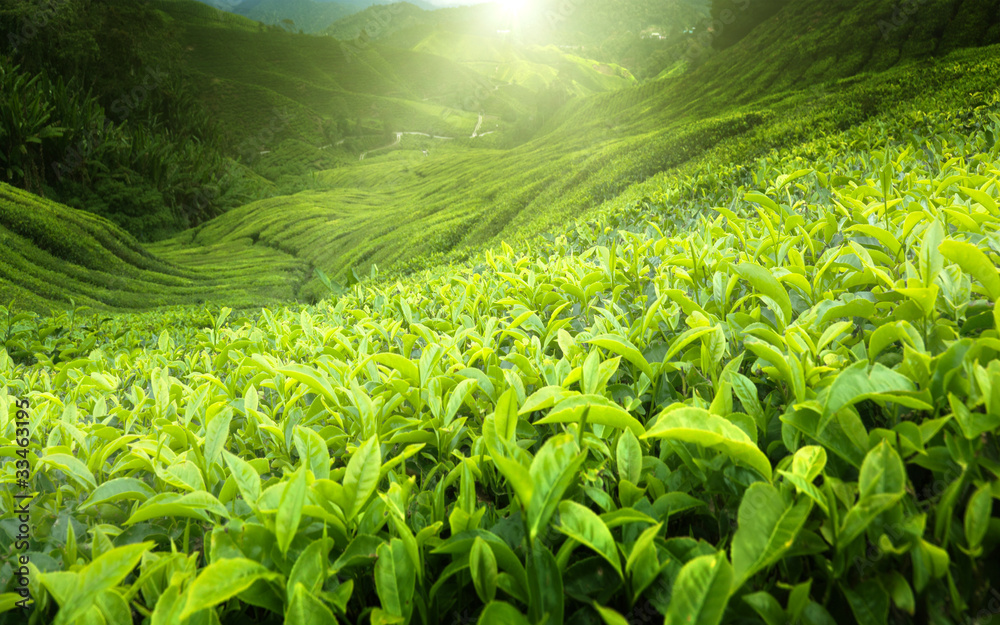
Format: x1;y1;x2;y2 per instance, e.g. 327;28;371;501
498;0;526;15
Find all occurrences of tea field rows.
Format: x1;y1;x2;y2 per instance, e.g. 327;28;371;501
2;99;999;623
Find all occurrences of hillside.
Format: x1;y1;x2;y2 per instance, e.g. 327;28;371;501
2;0;998;312
155;0;634;180
4;0;1000;624
194;0;438;33
0;183;307;312
3;58;1000;624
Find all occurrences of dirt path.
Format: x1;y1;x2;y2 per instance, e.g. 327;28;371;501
471;113;484;138
357;118;492;161
359;132;402;161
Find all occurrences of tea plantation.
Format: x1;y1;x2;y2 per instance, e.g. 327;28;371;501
3;86;1000;622
2;0;1000;624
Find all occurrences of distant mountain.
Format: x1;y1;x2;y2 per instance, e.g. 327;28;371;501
325;0;710;77
191;0;436;34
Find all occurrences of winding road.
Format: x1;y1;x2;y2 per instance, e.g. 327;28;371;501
357;115;496;160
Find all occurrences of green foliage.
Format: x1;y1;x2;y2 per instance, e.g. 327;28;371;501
2;3;1000;625
3;95;1000;624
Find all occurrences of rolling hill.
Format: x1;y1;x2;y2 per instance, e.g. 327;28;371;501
4;0;998;312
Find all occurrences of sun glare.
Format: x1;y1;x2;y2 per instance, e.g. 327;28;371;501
499;0;526;14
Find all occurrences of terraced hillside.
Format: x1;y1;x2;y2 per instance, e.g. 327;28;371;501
5;0;998;313
0;184;307;313
155;0;633;157
158;43;1000;302
3;81;1000;624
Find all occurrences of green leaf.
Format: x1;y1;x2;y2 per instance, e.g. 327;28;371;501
790;446;826;482
181;558;279;619
125;491;229;525
742;591;786;625
868;321;923;361
276;466;308;555
959;185;998;215
616;429;642;485
288;538;333;598
964;484;992;554
536;394;645;437
278;364;338;404
223;450;262;505
731;484;812;588
372;353;419;386
839;493;905;546
527;434;586;541
735;262;792;326
588;334;654;380
375;539;416;618
859;441;906;499
150;583;185;625
494;388;520;446
471;537;499;603
557;500;623;579
938;239;1000;301
55;542;155;625
478;601;531;625
78;478;155;511
593;602;630;625
287;583;336;625
883;571;915;615
342;435;381;520
293;425;331;480
918;220;945;287
911;539;949;592
664;552;732;625
39;453;97;490
527;543;563;625
820;361;915;431
204;406;233;470
643;407;771;481
842;582;889;625
625;522;663;600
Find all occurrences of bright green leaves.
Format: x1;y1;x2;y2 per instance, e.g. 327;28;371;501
839;441;906;546
918;220;945;288
223;450;261;506
938;239;1000;301
276;465;308;555
181;558;280;620
587;334;654;380
470;537;499;603
286;583;336;625
643;407;772;481
664;553;732;625
204;406;233;475
556;501;623;579
78;477;155;511
293;425;331;480
963;484;992;556
375;539;416;622
342;435;382;520
858;440;906;499
50;542;154;625
527;543;563;625
819;361;918;431
734;262;793;328
535;394;645;438
616;429;642;485
526;434;587;543
730;484;812;589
